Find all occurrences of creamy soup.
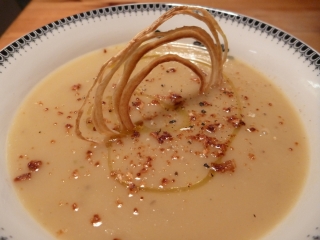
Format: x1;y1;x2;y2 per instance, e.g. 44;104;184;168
7;43;308;240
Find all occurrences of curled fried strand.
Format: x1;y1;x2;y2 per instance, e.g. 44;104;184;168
76;6;228;141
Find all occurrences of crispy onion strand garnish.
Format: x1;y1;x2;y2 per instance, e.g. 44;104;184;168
75;6;228;141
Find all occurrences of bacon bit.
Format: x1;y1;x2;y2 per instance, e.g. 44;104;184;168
227;116;245;128
72;203;79;211
128;183;139;193
71;84;81;91
14;172;31;182
248;153;256;160
169;93;184;107
205;124;219;133
247;127;257;132
268;103;273;106
28;160;42;172
161;178;169;186
150;99;160;105
150;131;173;144
86;150;93;159
132;98;142;108
211;160;236;173
91;214;102;227
145;157;153;167
221;88;234;97
131;131;140;139
103;49;107;53
137;156;153;176
166;67;176;73
199;101;212;107
214;143;229;157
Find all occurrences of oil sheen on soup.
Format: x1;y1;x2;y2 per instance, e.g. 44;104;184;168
7;43;309;240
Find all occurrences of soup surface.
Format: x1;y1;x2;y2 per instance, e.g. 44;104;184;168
7;43;309;240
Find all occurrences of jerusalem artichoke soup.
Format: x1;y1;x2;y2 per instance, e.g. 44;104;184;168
6;6;309;240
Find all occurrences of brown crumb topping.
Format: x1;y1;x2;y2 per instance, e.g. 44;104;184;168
14;172;31;182
227;116;245;128
211;160;236;173
27;160;42;172
169;93;184;107
91;214;102;227
150;131;173;144
71;84;81;91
